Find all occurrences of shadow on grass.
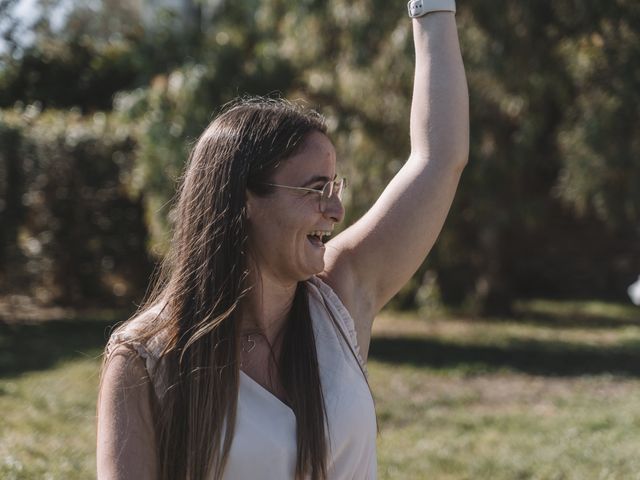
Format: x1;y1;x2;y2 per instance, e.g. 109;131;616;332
503;301;640;330
369;336;640;377
502;312;640;330
0;317;122;378
4;316;640;380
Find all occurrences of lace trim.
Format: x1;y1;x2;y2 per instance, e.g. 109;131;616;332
105;306;167;397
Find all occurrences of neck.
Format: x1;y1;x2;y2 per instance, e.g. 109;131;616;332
240;270;298;343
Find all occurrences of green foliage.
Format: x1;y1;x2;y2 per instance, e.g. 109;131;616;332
556;11;640;227
113;66;213;255
0;107;151;305
1;0;639;311
0;121;23;271
433;1;640;312
0;36;140;110
0;0;201;111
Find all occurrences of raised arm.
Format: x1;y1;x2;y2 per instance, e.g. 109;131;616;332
322;9;469;359
97;346;158;479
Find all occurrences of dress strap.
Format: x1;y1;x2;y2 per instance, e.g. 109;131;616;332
306;276;368;377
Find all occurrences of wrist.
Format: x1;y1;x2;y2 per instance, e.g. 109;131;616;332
407;0;456;18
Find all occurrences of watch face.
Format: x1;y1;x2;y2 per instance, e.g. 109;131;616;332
408;1;424;17
408;0;456;18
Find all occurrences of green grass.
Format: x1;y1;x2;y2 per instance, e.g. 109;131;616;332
372;364;640;479
0;357;101;479
1;300;639;479
370;301;640;480
0;316;112;479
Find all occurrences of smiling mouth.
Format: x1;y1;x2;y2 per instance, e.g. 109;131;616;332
307;230;332;247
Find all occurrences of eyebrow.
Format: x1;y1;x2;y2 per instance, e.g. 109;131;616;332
301;174;337;188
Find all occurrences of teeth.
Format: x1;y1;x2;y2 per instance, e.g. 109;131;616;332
309;230;332;239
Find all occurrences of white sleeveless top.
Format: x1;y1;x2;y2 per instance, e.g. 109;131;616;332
109;276;377;479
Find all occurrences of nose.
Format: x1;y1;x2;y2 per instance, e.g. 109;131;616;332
323;195;345;223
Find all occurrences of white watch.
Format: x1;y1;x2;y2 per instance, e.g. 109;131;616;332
407;0;456;18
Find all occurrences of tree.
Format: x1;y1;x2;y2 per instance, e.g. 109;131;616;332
2;0;638;311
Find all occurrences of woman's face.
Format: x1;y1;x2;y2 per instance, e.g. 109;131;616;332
246;131;345;285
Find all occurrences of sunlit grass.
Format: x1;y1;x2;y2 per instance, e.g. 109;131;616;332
0;354;101;479
371;364;640;479
370;300;640;479
1;299;639;479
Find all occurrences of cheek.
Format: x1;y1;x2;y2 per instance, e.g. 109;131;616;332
252;209;301;250
278;216;308;249
273;202;315;234
249;197;319;252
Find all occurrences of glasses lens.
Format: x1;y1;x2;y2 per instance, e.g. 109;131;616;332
335;178;345;200
320;181;331;213
319;179;346;213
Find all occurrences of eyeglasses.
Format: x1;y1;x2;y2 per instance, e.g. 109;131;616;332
262;177;347;213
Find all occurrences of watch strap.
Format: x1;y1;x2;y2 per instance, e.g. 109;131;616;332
407;0;456;18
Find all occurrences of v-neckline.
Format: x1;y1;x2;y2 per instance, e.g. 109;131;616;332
240;370;295;416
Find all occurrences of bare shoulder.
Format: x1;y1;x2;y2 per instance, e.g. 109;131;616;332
98;344;155;438
97;345;158;479
101;344;151;396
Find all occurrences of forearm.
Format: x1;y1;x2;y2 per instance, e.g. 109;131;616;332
322;8;470;321
410;12;469;167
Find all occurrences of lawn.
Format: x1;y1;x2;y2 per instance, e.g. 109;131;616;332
1;300;639;479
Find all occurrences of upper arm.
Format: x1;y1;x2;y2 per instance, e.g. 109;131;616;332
97;345;158;480
321;157;464;356
322;13;468;358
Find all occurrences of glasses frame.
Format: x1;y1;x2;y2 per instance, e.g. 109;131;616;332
262;177;347;213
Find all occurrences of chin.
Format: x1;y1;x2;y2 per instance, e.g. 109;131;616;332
300;260;324;281
297;243;325;279
300;266;323;281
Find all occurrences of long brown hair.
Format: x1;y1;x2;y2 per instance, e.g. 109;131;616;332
107;98;330;479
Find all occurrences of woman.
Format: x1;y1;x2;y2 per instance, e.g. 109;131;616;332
97;4;468;479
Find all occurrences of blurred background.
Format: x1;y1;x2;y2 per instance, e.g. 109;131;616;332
1;0;639;478
1;0;638;314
